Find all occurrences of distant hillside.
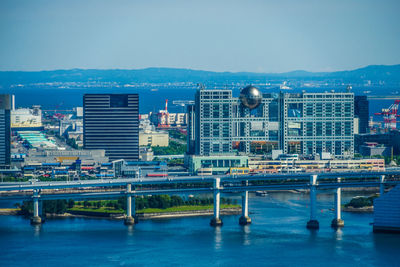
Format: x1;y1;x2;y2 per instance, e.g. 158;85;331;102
0;64;399;85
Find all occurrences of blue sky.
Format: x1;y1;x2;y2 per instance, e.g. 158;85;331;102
0;0;399;72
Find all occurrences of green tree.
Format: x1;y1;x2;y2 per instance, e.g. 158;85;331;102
68;199;75;208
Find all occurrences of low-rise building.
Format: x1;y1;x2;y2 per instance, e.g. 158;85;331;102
248;158;385;173
185;154;249;175
139;130;169;147
11;106;42;129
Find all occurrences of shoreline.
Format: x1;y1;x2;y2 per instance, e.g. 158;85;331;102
342;206;373;213
0;207;241;221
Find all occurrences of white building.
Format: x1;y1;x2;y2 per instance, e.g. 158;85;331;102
11;106;42;128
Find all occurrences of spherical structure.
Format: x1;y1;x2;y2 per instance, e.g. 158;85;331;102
239;85;262;109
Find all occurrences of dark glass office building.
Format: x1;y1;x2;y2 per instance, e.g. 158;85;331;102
0;95;11;167
354;96;369;134
83;94;139;161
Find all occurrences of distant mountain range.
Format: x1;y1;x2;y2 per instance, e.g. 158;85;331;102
1;64;400;86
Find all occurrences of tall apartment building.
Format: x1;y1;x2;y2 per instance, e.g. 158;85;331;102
354;95;369;134
187;87;354;159
0;95;11;167
83;94;139;161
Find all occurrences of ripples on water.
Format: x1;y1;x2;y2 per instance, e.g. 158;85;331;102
1;192;399;266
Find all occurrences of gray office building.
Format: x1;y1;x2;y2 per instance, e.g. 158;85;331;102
280;92;354;158
83;94;139;161
187;87;354;158
188;86;279;156
0;95;11;167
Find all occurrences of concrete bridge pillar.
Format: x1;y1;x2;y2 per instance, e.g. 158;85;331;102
306;174;319;229
30;189;42;225
239;180;251;225
380;175;385;196
124;183;135;225
210;177;223;226
332;178;344;228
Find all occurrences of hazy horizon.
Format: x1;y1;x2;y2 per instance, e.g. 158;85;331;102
1;0;399;73
1;63;400;74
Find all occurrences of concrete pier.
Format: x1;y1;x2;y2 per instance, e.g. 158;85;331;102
306;175;319;229
124;183;135;225
210;178;223;227
331;178;344;228
239;181;251;225
30;190;42;225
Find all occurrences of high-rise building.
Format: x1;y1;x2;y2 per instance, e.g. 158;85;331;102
83;94;139;161
0;95;11;167
280;92;354;158
187;86;279;156
187;87;354;159
354;95;369;134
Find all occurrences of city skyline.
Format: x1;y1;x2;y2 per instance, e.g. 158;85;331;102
1;0;399;72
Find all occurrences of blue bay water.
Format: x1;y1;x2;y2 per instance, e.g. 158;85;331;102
3;87;394;117
1;192;399;266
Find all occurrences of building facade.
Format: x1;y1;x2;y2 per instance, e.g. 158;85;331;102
0;95;11;167
189;87;279;156
187;87;354;159
280;92;354;158
139;130;169;147
11;106;42;129
354;95;369;134
83;94;139;161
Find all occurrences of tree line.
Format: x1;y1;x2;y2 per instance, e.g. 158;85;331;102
17;195;237;215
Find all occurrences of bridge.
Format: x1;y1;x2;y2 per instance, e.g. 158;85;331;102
1;171;400;228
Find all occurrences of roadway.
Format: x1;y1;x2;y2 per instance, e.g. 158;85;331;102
1;170;399;192
0;170;399;202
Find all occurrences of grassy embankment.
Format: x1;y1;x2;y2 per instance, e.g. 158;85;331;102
68;204;240;214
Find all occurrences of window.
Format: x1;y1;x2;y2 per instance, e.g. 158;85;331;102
326;122;332;136
345;121;351;135
306;142;313;154
203;123;210;137
203;104;210;118
325;141;332;153
335;122;342;136
335;141;342;155
213;123;219;137
306;122;313;136
213;104;219;118
325;103;332;117
316;122;322;136
306;104;313;116
335;103;342;116
316;103;323;116
223;104;230;118
213;144;220;153
222;123;230;137
344;103;352;117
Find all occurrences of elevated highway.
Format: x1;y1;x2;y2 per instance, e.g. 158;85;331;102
1;170;400;228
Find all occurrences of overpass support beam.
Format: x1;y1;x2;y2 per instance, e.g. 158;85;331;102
30;190;42;225
306;175;319;229
210;178;223;227
124;184;135;225
239;181;251;225
380;175;385;196
332;178;344;228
